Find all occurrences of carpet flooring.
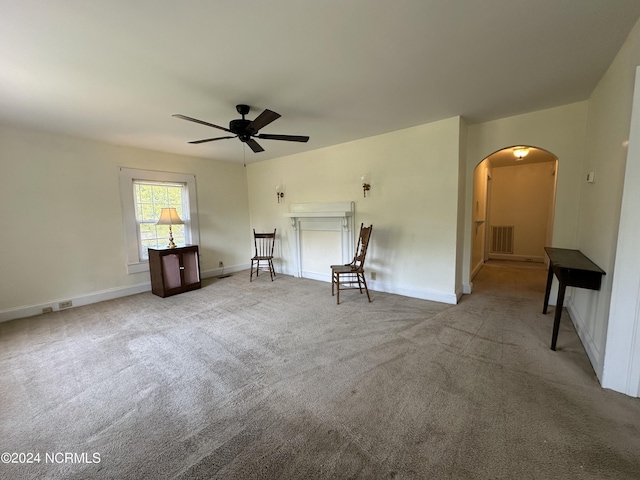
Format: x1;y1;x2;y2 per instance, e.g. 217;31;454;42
1;263;639;479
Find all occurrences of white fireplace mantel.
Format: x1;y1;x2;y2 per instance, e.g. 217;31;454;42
285;202;355;279
285;210;353;229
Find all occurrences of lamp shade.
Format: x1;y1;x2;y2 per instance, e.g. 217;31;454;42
156;207;184;225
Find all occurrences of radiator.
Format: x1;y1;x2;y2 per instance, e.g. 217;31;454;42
490;226;514;254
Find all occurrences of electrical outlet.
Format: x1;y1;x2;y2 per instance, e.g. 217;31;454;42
58;300;72;309
42;307;53;314
219;261;224;268
371;272;377;280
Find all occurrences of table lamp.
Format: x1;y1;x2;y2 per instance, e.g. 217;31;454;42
156;207;184;248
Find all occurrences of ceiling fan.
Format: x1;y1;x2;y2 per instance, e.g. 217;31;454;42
173;104;309;153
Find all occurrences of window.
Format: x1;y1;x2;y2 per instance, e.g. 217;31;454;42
134;180;186;260
119;168;199;274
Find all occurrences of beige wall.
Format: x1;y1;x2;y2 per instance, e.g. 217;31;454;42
471;159;490;275
246;117;464;303
463;102;589;291
454;119;468;295
0;125;250;315
571;16;640;380
489;162;555;260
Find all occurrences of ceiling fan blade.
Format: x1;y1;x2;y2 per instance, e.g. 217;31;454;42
173;114;233;133
257;133;310;143
245;138;265;153
188;136;236;144
247;109;281;132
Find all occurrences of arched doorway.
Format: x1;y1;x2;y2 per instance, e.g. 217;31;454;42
471;145;558;279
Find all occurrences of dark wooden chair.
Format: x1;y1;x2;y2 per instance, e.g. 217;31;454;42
250;229;276;281
331;223;372;304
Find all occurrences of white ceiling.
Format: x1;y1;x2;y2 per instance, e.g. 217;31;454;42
1;1;640;165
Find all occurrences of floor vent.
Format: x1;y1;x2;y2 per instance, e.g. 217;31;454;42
491;226;514;254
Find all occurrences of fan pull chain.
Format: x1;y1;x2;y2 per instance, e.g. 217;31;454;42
243;143;246;167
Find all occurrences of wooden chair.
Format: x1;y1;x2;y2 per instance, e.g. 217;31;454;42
331;223;372;304
250;229;276;281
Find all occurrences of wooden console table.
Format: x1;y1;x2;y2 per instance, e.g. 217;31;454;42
542;247;605;351
148;245;201;298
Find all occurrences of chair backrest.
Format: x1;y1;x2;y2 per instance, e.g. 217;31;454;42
253;229;276;257
352;224;372;270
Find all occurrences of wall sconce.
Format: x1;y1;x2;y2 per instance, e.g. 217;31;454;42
156;207;184;249
513;147;530;160
275;185;285;203
361;174;371;197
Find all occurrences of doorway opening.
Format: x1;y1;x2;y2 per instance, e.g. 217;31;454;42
471;145;558;279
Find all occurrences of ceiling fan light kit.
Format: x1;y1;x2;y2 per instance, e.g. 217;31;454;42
173;104;309;153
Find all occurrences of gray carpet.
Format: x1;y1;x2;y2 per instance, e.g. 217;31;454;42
1;263;639;479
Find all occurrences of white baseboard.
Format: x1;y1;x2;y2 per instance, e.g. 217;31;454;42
300;271;331;283
2;262;461;323
0;282;151;323
566;297;604;381
1;262;251;324
471;261;483;280
488;253;545;263
365;280;458;305
201;262;250;279
287;269;458;305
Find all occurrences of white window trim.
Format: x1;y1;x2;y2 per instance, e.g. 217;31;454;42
119;167;200;274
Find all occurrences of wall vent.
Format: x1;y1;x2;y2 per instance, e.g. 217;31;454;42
490;226;514;254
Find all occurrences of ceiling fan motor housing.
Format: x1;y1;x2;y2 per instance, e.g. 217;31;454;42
229;119;256;140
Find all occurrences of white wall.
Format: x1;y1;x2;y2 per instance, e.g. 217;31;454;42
463;102;589;291
246;117;464;304
574;16;640;386
0;124;250;319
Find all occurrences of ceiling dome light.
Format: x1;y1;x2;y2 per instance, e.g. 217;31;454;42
513;147;530;160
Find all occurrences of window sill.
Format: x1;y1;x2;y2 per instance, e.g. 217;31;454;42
127;261;150;275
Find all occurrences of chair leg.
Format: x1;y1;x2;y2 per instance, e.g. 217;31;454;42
250;259;254;281
268;259;275;281
360;273;371;302
336;273;340;304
